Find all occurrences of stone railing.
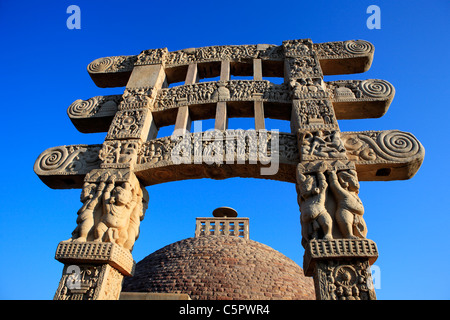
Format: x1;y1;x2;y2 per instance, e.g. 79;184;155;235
195;217;249;239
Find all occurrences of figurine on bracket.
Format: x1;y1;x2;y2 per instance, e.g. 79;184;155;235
328;169;367;239
296;165;333;246
70;182;105;242
94;176;138;247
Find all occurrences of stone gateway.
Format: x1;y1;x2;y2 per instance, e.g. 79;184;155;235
34;38;424;300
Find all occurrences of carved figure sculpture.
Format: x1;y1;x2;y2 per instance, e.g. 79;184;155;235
94;176;138;246
70;182;105;242
123;186;149;251
297;168;333;245
327;169;367;239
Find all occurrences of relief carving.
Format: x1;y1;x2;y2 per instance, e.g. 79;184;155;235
137;130;284;167
67;95;121;119
282;39;313;57
106;109;149;140
290;78;328;100
153;80;291;111
99;140;141;168
296;165;333;245
137;137;173;165
34;145;102;176
257;44;284;60
165;45;258;66
285;56;322;79
68;170;149;251
326;79;394;101
314;259;376;300
87;56;137;74
55;264;124;300
119;87;155;109
299;130;347;161
296;161;367;243
135;48;168;66
56;264;101;300
292;99;338;130
341;130;422;163
313;40;374;59
327;169;367;239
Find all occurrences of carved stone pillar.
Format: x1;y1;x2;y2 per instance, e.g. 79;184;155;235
53;167;149;300
53;60;166;300
285;39;379;300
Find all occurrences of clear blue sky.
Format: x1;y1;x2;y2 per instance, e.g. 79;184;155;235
0;0;449;300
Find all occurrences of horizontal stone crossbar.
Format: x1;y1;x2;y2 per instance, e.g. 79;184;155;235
34;129;424;189
87;40;374;88
67;79;394;133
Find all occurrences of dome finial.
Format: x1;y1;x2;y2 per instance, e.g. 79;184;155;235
212;206;238;218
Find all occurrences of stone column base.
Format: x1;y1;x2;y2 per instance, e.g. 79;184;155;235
53;241;135;300
303;239;378;300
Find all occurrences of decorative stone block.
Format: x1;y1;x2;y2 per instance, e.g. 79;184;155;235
313;259;377;300
291;99;338;132
55;241;135;276
298;129;347;161
303;239;378;277
106;108;154;141
54;263;124;300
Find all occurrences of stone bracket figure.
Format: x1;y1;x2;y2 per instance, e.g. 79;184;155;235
296;164;333;246
94;175;137;247
68;169;148;252
327;169;367;239
70;181;105;242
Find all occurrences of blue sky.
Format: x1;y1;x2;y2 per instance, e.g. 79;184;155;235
0;0;449;300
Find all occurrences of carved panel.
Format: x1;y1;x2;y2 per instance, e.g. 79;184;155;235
54;264;124;300
297;159;355;175
34;145;101;176
298;130;347;161
341;130;423;163
290;78;328;100
67;95;121;119
282;39;314;57
313;40;374;59
99;140;141;168
327;79;394;101
137;130;286;167
285;56;323;79
292;99;339;131
106;109;149;140
119;87;155;110
165;45;259;67
135;48;169;66
314;259;376;300
87;56;137;74
153;80;291;111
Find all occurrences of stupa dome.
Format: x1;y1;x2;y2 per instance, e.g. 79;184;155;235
122;235;315;300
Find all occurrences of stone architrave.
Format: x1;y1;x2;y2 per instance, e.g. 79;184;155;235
34;38;424;300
